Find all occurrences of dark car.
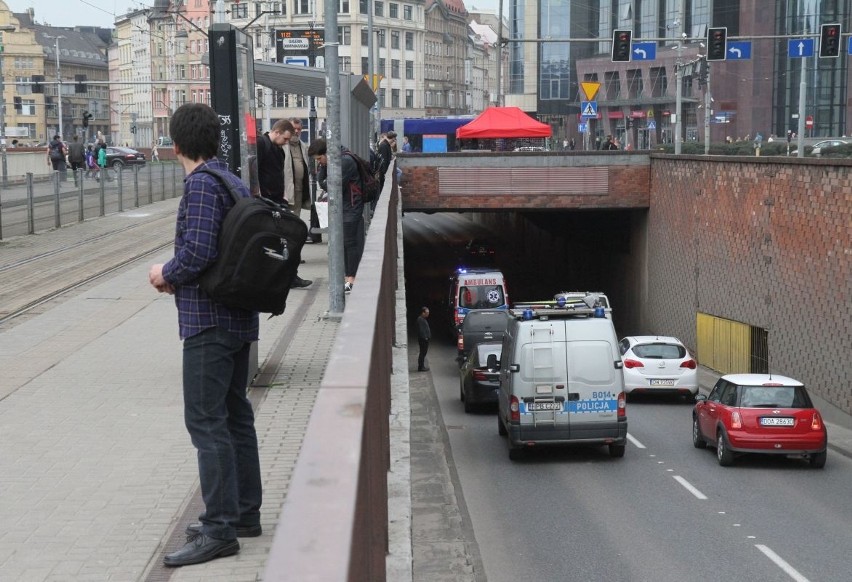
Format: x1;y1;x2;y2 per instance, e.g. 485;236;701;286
462;238;497;266
459;342;502;412
105;146;146;169
456;308;510;364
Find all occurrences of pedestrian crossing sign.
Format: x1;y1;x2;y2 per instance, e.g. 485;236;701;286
647;120;656;130
581;101;598;118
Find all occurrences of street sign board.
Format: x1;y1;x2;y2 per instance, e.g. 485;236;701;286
726;41;752;60
848;36;852;55
282;38;309;50
580;81;600;101
805;115;814;128
578;122;588;134
581;101;598;118
285;56;309;66
631;42;656;61
788;38;814;58
647;120;656;130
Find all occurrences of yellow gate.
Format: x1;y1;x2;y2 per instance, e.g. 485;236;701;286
696;313;752;374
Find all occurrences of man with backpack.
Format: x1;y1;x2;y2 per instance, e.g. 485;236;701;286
67;135;85;187
46;134;68;183
148;103;262;568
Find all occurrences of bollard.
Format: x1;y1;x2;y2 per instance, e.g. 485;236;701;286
147;162;153;205
133;164;140;208
26;172;35;234
161;162;166;201
117;166;124;212
99;169;106;216
53;170;61;229
78;173;84;223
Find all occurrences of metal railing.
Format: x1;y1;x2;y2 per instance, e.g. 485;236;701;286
0;162;182;239
265;170;400;581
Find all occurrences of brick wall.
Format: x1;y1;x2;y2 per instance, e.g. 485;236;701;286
646;156;852;414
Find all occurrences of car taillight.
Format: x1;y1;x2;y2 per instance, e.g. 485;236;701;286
623;359;644;369
617;392;626;418
731;411;742;429
811;412;823;430
473;370;488;381
457;334;464;351
680;359;697;369
454;310;463;326
125;154;135;159
510;395;520;422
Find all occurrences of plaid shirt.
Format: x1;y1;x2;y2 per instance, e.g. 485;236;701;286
162;159;259;342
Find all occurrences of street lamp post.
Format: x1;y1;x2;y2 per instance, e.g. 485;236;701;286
45;35;65;138
0;25;16;188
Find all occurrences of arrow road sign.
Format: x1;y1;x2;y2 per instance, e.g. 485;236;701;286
631;42;656;61
788;38;814;58
726;41;752;60
848;37;852;55
581;101;598;118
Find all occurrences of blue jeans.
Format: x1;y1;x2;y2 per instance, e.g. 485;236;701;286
183;327;261;540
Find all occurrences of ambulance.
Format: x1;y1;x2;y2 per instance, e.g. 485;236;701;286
447;268;509;335
497;298;627;460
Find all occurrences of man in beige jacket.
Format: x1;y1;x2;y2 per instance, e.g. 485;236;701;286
283;117;311;218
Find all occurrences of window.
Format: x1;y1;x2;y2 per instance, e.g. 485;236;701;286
359;0;368;13
405;31;413;50
338;25;351;45
405;60;414;79
391;59;399;78
378;57;385;76
361;28;368;46
389;2;398;18
374;1;383;16
293;0;310;14
403;4;412;19
339;0;349;13
391;30;400;49
21;98;36;116
340;56;351;71
231;3;248;18
177;64;186;79
361;56;369;75
391;89;400;107
405;89;413;108
377;29;386;48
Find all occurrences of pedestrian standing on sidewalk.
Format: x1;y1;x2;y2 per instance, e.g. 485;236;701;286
417;306;431;371
151;142;160;162
148;103;263;568
47;134;67;183
67;135;85;186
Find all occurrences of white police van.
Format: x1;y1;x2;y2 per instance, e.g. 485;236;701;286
497;295;627;460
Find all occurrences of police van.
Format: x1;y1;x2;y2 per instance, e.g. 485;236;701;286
497;296;627;460
448;268;509;334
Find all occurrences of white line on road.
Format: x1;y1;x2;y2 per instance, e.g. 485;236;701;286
755;544;810;582
626;432;646;448
672;475;708;500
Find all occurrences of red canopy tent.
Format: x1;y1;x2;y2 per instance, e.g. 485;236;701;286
455;106;552;139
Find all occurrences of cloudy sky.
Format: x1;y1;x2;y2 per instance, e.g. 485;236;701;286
7;0;501;30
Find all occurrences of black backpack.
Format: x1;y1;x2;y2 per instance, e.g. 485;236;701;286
196;168;307;316
345;151;381;203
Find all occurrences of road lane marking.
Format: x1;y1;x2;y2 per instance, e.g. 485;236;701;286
672;475;708;500
755;544;810;582
626;433;646;448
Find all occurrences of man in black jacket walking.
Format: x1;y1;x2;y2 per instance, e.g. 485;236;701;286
417;307;431;371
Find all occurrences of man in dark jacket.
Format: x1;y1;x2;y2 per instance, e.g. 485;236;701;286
308;138;363;293
417;307;431;371
256;119;312;288
67;135;85;186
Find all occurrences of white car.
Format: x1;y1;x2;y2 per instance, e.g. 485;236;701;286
810;139;847;156
619;336;698;401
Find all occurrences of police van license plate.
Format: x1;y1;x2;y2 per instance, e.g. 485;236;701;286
650;379;675;387
528;401;562;412
760;417;794;426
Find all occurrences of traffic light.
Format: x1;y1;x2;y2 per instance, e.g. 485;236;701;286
707;27;727;61
130;125;137;134
611;29;632;62
82;110;92;127
75;74;87;93
14;96;21;112
819;23;841;58
32;74;44;93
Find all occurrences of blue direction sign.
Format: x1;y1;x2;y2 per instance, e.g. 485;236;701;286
631;42;656;61
581;101;598;118
788;38;814;58
848;36;852;55
726;41;752;60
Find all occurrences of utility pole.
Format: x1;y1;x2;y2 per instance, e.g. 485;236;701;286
367;0;377;144
45;35;65;138
0;25;16;189
325;0;345;314
704;60;711;155
796;30;807;158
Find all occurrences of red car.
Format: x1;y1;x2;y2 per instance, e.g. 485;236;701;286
692;373;827;468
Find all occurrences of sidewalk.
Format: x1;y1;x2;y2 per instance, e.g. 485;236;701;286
0;208;341;581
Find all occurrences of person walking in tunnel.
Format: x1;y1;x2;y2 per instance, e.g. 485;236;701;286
417;306;431;372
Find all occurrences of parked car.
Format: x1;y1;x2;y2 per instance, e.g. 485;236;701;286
459;342;502;412
105;146;146;169
462;238;497;266
456;308;510;364
692;373;827;468
619;336;698;401
810;139;848;156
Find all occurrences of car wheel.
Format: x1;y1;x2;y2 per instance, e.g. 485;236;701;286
692;417;706;449
609;443;626;458
716;431;735;466
111;159;125;170
463;396;474;414
809;450;827;469
460;384;465;402
684;392;698;404
497;413;507;436
508;444;524;461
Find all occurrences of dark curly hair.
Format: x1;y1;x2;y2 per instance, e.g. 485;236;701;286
169;103;220;161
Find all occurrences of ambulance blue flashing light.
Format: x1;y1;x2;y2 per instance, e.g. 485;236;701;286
556;296;566;308
523;309;534;320
594;306;606;318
